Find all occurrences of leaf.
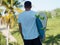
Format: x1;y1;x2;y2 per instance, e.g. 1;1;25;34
13;1;20;6
40;27;46;30
39;16;45;20
7;0;11;4
35;14;40;18
13;1;17;6
2;0;9;8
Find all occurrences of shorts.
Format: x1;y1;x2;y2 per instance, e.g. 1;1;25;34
23;36;42;45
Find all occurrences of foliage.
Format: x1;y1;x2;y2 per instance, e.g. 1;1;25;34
39;8;60;19
0;12;2;17
54;8;60;18
1;0;23;28
9;42;19;45
2;0;21;9
45;11;52;18
10;18;60;45
43;34;60;45
0;32;6;45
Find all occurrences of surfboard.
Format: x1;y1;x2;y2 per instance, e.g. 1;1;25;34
36;12;47;41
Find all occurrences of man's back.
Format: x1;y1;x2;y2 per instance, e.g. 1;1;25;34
18;10;39;40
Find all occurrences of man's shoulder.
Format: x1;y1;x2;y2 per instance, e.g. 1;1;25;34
18;11;25;16
29;10;37;16
18;10;37;16
19;11;25;15
31;10;37;13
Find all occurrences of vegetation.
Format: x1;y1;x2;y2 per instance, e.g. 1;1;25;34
9;17;60;45
0;0;23;28
0;32;6;45
0;0;23;45
0;0;60;45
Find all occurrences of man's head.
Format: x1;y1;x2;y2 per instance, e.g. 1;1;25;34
24;1;32;11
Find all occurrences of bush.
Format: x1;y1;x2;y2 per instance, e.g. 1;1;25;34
0;32;6;45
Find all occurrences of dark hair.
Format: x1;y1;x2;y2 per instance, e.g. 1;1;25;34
24;1;32;8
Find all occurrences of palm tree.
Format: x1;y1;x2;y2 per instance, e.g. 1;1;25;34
43;34;60;45
0;12;2;17
1;0;24;28
2;0;23;12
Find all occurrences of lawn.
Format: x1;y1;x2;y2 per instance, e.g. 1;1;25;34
10;18;60;45
46;18;60;36
43;18;60;45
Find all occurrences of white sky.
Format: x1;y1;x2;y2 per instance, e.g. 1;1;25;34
19;0;60;11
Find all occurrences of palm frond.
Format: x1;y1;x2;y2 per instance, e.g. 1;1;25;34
2;0;9;8
7;0;11;4
13;1;21;7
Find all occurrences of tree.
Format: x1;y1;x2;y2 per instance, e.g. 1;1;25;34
0;12;2;17
1;0;24;28
54;8;60;18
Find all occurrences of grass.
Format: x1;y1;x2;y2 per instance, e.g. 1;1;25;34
10;18;60;45
43;18;60;45
46;18;60;36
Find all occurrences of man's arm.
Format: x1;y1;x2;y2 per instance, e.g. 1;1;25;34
18;23;24;39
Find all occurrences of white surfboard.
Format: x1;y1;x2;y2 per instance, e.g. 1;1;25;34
39;12;47;30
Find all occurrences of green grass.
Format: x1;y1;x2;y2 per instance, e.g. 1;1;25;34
46;18;60;36
10;18;60;45
43;18;60;45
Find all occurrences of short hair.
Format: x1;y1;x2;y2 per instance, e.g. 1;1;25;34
24;1;32;8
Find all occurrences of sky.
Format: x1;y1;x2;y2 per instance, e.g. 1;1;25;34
19;0;60;11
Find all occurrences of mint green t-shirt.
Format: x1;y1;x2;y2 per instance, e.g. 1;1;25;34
18;10;39;40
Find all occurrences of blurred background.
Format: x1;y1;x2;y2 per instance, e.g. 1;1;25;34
0;0;60;45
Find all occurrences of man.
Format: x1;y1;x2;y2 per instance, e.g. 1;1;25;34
18;1;42;45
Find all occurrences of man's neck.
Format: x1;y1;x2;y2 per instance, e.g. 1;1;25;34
25;8;31;11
